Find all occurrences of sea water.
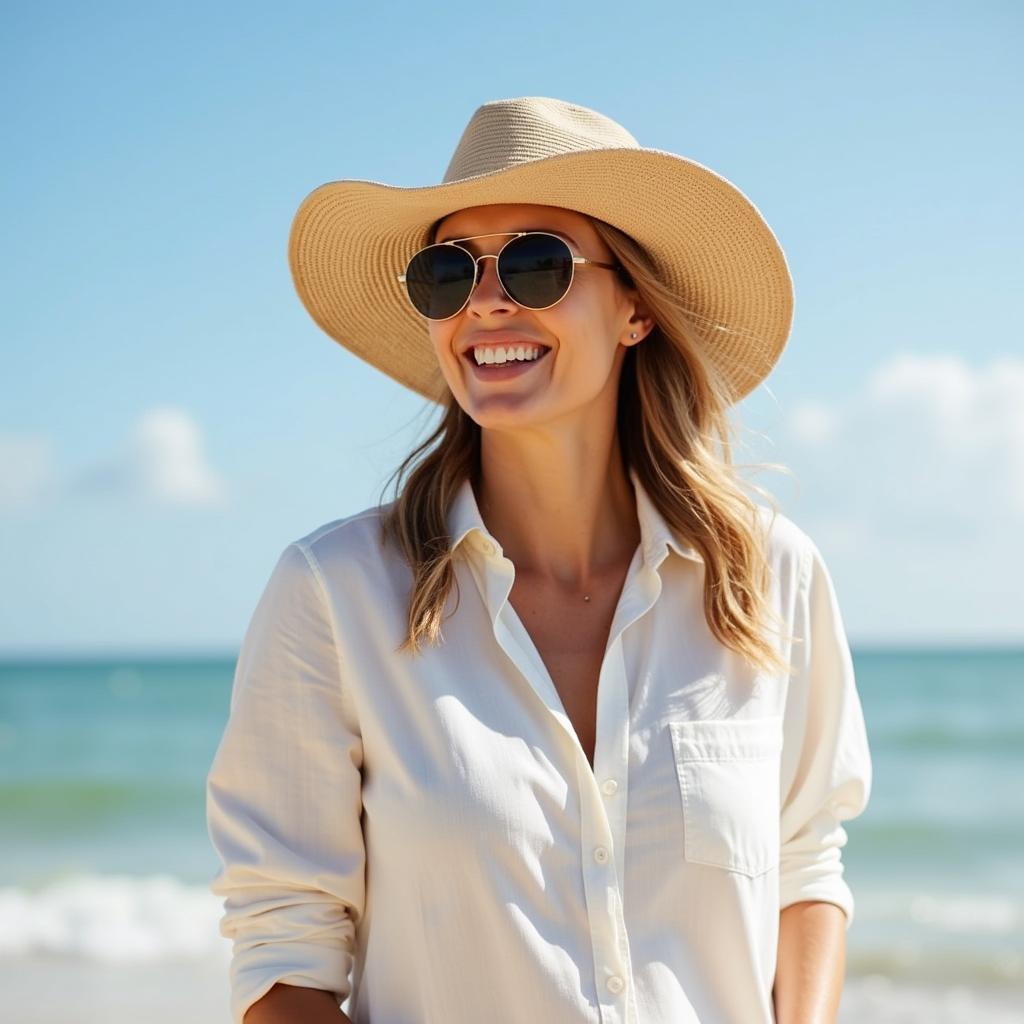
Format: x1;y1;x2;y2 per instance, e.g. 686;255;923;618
1;650;1021;1022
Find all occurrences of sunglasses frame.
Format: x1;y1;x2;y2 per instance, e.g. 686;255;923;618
397;231;621;321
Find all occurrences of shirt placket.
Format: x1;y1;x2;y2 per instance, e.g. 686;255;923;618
578;629;635;1024
475;540;664;1024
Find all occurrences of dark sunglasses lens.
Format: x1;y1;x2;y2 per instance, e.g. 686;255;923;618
405;245;475;319
499;234;574;308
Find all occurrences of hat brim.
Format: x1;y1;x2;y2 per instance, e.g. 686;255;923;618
287;147;794;404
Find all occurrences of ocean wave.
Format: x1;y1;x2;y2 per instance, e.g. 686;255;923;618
842;975;1024;1024
849;948;1024;987
872;726;1024;753
856;888;1023;935
853;819;1024;853
0;873;230;961
847;888;1024;985
2;871;1022;989
0;780;200;824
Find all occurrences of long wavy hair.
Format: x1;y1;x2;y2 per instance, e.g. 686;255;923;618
377;214;796;677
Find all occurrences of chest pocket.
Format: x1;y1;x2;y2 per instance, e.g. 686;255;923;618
669;715;784;878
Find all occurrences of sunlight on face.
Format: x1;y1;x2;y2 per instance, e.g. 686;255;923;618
426;204;639;431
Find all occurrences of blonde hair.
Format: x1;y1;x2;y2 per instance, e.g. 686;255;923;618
378;215;795;677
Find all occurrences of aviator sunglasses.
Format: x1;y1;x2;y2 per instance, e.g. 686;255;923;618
397;231;622;321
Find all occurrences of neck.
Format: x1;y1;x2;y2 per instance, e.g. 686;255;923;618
474;433;641;597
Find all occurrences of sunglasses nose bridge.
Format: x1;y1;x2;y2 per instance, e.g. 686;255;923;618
466;252;510;305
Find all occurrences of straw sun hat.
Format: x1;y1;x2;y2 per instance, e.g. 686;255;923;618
287;96;794;405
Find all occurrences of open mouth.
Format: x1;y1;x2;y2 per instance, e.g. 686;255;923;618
462;346;552;368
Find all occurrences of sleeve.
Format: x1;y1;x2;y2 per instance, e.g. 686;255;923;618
778;537;872;929
205;541;366;1024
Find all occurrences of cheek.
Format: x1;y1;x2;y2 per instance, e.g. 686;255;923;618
428;323;457;362
429;322;475;395
557;276;619;329
545;300;619;364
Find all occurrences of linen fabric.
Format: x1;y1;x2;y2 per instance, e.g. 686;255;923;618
205;469;872;1024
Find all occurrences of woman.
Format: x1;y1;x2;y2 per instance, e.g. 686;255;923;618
206;96;873;1024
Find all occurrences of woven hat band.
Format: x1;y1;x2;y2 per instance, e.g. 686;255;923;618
442;97;641;183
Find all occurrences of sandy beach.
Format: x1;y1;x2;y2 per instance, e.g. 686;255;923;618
2;956;1023;1024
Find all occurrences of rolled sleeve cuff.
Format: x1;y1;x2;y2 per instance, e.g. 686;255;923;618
778;807;856;929
229;932;355;1024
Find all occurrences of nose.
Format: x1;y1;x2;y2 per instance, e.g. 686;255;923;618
464;253;514;315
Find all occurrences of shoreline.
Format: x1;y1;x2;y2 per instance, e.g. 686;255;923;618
1;955;1021;1024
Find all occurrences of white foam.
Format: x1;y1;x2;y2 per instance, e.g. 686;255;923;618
858;887;1022;934
907;892;1020;933
841;975;1024;1024
0;873;231;961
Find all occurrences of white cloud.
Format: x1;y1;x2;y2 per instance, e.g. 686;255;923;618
788;400;839;446
69;407;228;507
0;435;59;510
774;353;1024;641
785;352;1024;524
130;408;228;506
866;354;1024;510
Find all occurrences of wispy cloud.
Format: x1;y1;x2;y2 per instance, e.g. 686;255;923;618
72;407;228;507
783;353;1024;551
787;400;839;447
866;353;1024;513
0;408;228;511
0;435;59;510
128;407;228;507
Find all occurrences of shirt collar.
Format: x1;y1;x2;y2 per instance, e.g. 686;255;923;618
448;467;703;568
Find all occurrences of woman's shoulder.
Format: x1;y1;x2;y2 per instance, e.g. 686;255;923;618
752;502;819;583
285;498;402;587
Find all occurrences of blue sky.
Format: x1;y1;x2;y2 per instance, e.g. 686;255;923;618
2;1;1021;653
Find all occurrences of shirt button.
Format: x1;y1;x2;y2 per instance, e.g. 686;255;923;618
593;846;609;864
601;778;619;796
606;975;625;995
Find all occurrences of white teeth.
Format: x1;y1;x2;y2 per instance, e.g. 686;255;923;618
472;345;544;365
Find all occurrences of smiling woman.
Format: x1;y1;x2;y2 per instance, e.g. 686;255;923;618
390;194;796;674
207;96;873;1024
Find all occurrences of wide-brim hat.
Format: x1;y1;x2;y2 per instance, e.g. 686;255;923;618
287;96;794;405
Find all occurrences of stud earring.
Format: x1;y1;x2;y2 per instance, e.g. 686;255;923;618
630;332;637;339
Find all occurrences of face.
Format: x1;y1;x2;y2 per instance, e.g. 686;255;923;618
423;204;650;431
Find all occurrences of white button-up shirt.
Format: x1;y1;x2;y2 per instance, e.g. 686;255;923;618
206;468;872;1024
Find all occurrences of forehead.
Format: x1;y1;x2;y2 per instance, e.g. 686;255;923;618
433;203;593;243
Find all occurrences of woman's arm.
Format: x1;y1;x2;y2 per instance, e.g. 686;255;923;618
207;542;366;1024
771;900;847;1024
774;534;872;1022
244;983;354;1024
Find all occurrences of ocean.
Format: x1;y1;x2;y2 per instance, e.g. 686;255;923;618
1;649;1021;1023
